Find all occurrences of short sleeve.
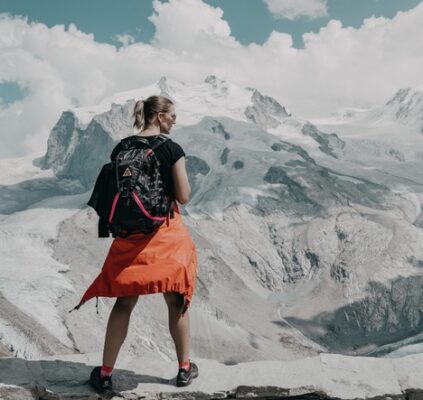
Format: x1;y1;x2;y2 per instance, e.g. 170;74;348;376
169;141;186;166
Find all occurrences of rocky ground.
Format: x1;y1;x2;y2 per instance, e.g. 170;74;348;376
0;352;422;399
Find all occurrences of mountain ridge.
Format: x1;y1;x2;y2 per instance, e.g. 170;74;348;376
0;76;422;364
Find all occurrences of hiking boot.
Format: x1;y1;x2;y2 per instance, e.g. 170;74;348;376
89;366;113;392
176;361;199;387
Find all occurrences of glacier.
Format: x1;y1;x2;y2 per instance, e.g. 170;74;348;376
0;75;422;367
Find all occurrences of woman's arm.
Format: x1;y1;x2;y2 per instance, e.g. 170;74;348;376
172;157;191;204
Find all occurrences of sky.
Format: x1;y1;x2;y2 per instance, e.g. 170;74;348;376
1;0;421;49
0;0;422;157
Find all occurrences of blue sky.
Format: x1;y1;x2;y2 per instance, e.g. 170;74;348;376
0;81;28;107
0;0;421;48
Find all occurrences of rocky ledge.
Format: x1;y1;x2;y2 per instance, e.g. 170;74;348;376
0;352;422;400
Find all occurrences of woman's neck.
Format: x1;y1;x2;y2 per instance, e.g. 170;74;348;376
138;125;160;136
138;129;160;136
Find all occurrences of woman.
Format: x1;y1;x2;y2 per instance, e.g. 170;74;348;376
71;95;198;391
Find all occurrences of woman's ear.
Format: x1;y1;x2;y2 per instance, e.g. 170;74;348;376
157;112;163;129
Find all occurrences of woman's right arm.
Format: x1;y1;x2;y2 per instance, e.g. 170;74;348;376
172;157;191;204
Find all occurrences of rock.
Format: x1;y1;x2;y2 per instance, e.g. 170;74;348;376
0;353;422;399
232;160;244;170
301;122;345;159
220;148;230;165
245;88;290;129
210;120;231;140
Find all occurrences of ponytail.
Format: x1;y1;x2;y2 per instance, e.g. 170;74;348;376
133;99;145;130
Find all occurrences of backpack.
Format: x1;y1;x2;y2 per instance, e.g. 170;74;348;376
87;134;175;238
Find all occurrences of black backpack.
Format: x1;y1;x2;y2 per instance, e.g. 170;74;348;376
87;134;175;238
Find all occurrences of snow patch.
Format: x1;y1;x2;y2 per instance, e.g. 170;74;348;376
0;208;78;348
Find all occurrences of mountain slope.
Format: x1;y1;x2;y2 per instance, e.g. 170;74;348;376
1;76;422;361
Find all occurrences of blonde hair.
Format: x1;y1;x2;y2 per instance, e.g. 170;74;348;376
133;95;174;130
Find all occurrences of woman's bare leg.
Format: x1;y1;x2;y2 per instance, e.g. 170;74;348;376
163;292;190;363
102;295;138;367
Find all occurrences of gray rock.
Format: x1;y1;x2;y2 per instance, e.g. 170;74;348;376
245;88;291;129
0;353;422;399
210;120;230;140
232;160;244;170
286;273;423;354
220;148;229;165
301;122;345;159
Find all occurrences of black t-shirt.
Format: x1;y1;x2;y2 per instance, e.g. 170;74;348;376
140;135;186;198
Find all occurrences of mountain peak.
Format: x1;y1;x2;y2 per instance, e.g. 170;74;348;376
385;87;413;106
244;87;291;129
382;87;423;128
328;87;423;133
204;74;226;88
40;77;294;183
157;75;176;101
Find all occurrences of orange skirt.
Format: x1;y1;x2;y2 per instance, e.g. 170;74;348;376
71;204;198;315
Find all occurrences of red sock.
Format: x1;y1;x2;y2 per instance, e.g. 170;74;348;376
179;360;190;371
100;364;114;377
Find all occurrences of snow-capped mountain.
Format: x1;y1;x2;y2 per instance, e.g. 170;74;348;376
377;87;423;130
323;87;423;134
40;75;291;188
1;76;423;363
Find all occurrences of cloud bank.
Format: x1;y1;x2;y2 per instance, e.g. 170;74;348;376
0;0;422;157
264;0;328;20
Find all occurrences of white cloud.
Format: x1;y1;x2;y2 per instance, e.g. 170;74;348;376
149;0;235;51
264;0;328;20
113;33;136;47
0;0;423;157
